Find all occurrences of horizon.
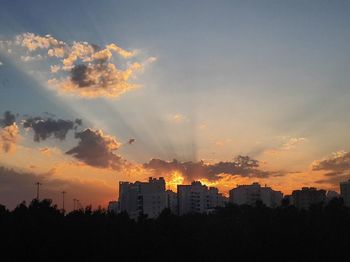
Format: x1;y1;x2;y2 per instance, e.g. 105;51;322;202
0;165;347;212
1;0;350;212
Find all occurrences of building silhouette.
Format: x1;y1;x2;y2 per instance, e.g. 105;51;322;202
326;190;340;203
229;182;283;207
166;190;178;214
107;201;119;213
292;187;326;209
118;177;167;219
177;181;226;215
340;180;350;207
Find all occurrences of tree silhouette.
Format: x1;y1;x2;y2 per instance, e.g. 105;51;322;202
0;198;350;261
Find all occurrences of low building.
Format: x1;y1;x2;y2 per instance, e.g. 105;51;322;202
292;187;326;209
326;190;340;203
107;201;120;213
177;181;223;215
118;177;167;219
229;182;283;208
340;180;350;207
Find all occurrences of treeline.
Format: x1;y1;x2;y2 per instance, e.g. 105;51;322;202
0;199;350;261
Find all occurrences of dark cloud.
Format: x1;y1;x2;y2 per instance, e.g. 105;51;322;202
312;151;350;174
128;138;136;145
315;174;350;186
0;111;16;127
312;152;350;186
43;112;56;118
0;166;115;210
324;171;344;177
75;119;83;126
66;128;125;170
23;116;81;142
71;64;95;88
143;155;270;182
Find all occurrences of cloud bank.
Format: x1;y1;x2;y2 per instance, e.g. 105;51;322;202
311;151;350;185
313;151;350;174
144;155;270;182
23;116;82;142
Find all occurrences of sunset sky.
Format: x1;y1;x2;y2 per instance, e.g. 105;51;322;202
1;0;350;210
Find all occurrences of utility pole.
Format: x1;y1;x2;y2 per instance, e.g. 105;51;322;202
35;182;42;200
61;191;66;213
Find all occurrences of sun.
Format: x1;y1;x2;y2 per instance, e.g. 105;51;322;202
165;171;184;192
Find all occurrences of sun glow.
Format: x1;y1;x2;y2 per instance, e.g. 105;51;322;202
165;171;184;192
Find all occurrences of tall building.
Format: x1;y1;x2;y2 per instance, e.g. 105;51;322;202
119;177;167;219
166;190;178;214
229;182;283;208
340;180;350;207
292;187;326;209
208;187;228;208
217;193;229;207
177;181;224;215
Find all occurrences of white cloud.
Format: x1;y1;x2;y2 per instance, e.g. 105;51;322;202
0;33;156;98
281;137;307;150
168;113;189;123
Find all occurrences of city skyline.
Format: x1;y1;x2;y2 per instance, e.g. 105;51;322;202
0;165;348;212
110;176;349;218
2;0;350;210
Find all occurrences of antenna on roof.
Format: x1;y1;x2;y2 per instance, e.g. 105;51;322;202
61;191;66;213
35;182;42;200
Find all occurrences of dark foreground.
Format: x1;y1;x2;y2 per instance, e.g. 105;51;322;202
1;199;349;261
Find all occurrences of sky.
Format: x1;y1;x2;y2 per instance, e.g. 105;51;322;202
1;0;350;210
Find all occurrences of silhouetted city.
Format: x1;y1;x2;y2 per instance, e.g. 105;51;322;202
2;0;350;261
1;178;350;261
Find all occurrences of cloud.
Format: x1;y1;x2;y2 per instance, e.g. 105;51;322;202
143;155;270;182
312;151;350;173
23;116;82;142
0;111;19;153
48;62;142;98
315;173;350;186
2;33;155;98
0;61;3;66
309;151;350;186
263;136;307;156
168;113;189;123
38;147;51;157
215;138;232;147
38;147;64;158
127;138;136;145
0;123;19;153
50;65;61;73
20;54;44;62
16;33;65;52
281;137;307;150
66;128;126;170
0;111;16;127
